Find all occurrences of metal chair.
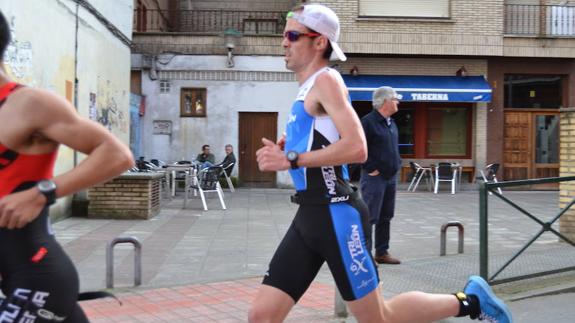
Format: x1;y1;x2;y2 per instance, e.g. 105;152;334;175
407;162;434;192
184;166;226;211
479;163;503;195
221;162;235;192
434;162;458;194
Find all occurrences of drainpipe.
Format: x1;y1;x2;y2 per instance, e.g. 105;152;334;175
73;1;79;166
72;1;89;215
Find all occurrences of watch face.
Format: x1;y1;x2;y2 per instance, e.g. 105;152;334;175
287;151;297;161
38;180;56;192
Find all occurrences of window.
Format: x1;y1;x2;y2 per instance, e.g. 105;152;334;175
180;88;207;117
394;109;415;156
427;107;469;157
382;102;471;158
359;0;450;18
159;80;170;94
504;74;563;109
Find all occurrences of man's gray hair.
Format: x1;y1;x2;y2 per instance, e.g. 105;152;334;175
372;86;398;109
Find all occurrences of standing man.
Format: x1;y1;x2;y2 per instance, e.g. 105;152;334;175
249;4;511;323
0;10;134;322
360;86;402;265
195;144;215;169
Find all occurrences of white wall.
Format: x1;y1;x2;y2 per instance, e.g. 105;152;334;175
139;55;298;186
1;0;133;217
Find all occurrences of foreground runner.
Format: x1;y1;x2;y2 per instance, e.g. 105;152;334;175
250;4;512;323
0;10;134;322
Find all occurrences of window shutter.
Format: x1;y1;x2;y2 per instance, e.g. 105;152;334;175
359;0;450;18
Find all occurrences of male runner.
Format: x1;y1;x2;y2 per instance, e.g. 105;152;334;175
250;4;512;323
0;10;134;322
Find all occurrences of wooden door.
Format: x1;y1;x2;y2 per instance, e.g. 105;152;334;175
238;112;278;187
503;112;532;180
503;111;560;187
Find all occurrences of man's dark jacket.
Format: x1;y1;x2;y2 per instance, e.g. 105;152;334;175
361;110;401;179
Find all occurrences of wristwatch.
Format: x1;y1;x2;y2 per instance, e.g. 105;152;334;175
37;179;57;205
286;150;299;170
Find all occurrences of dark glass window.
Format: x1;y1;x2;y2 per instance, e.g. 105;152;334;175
504;75;562;109
394;109;415;156
427;107;469;157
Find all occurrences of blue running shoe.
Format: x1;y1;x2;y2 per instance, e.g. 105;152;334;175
464;276;513;323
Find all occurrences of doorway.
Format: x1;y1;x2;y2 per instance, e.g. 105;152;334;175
503;111;559;185
238;112;278;187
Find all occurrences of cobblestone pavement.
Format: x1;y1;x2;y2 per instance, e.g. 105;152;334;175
49;188;575;322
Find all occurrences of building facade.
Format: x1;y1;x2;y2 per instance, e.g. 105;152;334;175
131;0;575;188
1;0;134;218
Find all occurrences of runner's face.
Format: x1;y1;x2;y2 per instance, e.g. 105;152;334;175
282;19;317;72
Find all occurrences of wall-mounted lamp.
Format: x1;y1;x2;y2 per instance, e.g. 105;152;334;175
456;66;468;77
223;28;241;68
350;65;359;76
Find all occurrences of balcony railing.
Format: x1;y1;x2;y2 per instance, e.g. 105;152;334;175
133;9;286;34
505;4;575;37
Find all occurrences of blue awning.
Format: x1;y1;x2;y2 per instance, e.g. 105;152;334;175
342;75;492;102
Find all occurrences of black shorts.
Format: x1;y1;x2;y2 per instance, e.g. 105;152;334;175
0;206;88;323
262;198;379;302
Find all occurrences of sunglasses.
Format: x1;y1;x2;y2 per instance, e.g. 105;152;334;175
283;30;321;42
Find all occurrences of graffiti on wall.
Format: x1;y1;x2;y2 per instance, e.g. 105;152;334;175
3;16;34;83
95;77;128;134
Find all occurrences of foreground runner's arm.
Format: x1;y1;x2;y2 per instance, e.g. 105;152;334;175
257;70;366;171
0;87;134;229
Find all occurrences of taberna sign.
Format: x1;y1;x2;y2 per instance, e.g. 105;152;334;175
410;93;449;101
342;75;493;103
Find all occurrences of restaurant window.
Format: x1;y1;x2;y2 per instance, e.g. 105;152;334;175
359;0;450;18
427;107;470;157
394;109;415;156
504;74;563;109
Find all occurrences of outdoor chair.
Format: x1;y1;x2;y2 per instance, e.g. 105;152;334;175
407;162;434;192
478;163;503;195
221;162;235;192
434;162;458;194
184;166;227;211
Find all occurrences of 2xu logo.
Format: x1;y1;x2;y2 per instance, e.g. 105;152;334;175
330;195;349;203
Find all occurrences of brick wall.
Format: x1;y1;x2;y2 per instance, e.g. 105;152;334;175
183;0;294;11
88;173;163;220
559;108;575;241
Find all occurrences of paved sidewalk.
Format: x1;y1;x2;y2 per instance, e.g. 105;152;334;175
50;188;575;322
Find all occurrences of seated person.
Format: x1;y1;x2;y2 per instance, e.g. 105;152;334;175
217;144;236;176
196;144;215;169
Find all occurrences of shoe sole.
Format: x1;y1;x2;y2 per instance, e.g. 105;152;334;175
467;276;513;323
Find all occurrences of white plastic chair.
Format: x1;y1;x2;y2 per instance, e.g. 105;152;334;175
221;162;235;192
407;162;434;192
184;166;226;211
479;163;503;195
434;162;458;194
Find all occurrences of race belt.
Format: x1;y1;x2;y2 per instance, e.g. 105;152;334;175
290;186;359;205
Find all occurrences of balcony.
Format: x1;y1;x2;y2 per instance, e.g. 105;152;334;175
133;9;286;35
505;4;575;37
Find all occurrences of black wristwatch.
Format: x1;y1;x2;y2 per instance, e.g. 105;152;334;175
37;179;57;205
286;150;299;170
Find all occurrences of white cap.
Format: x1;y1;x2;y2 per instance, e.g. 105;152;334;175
288;4;347;61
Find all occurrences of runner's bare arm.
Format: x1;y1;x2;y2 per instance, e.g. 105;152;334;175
296;71;367;168
256;71;366;172
29;88;135;197
0;88;133;229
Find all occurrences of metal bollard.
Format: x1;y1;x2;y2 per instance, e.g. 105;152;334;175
440;221;464;256
334;288;348;317
106;236;142;289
